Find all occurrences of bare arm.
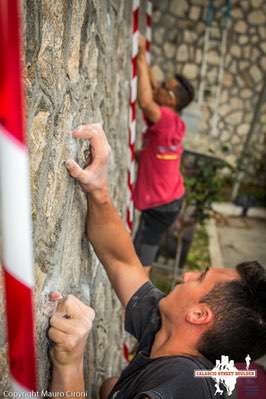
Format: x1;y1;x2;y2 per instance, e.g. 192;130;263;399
66;125;149;307
137;36;160;123
149;67;160;90
51;365;85;398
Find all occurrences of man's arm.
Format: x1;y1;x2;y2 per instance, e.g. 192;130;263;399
137;36;160;123
66;124;149;307
49;292;95;398
149;67;160;91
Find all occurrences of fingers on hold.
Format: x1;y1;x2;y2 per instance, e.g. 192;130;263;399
72;123;103;139
50;313;71;333
57;294;82;318
54;294;95;326
65;160;83;179
87;307;95;322
48;328;77;351
49;291;63;301
48;327;66;344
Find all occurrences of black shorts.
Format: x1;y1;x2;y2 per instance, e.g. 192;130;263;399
134;198;183;266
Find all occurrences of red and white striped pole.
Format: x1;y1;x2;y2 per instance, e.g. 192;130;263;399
127;0;140;232
145;0;153;65
141;0;153;135
0;1;37;393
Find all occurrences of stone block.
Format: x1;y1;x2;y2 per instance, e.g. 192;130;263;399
170;0;188;17
239;61;249;71
208;51;221;65
231;134;241;144
227;111;243;125
237;124;250;136
240;88;253;99
260;56;266;70
153;10;162;24
165;62;175;76
154;28;165;45
219;104;230;116
258;26;266;39
184;30;197;43
166;29;178;42
239;35;248;45
151;45;161;57
189;6;201;21
156;0;169;11
163;42;176;59
250;65;263;83
230;98;243;109
251;47;260;59
230;45;242;58
251;0;263;7
251;35;259;44
221;130;231;141
234;21;248;34
236;76;245;88
241;0;250;10
259;42;266;53
232;8;244;19
243;46;252;59
223;72;234;87
183;63;198;80
161;14;175;27
177;44;189;62
248;11;266;25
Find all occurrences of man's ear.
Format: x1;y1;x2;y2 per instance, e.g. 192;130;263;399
185;303;213;326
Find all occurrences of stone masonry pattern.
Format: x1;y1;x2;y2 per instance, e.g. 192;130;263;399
151;0;266;184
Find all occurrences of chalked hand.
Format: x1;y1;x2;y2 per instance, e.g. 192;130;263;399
48;292;95;368
65;123;111;195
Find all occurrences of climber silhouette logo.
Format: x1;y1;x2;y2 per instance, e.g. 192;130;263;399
194;355;257;396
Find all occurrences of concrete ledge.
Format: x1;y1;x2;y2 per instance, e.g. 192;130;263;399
212;202;266;219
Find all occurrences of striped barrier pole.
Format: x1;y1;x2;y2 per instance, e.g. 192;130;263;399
0;0;37;393
127;0;140;232
145;0;153;64
141;1;153;137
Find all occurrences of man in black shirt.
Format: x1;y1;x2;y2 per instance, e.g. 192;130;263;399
106;281;217;398
49;124;266;399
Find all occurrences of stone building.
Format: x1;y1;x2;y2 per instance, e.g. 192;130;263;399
151;0;266;186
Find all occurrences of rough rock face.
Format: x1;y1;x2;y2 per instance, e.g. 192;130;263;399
0;0;132;396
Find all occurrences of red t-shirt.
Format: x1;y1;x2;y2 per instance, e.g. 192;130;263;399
133;107;185;211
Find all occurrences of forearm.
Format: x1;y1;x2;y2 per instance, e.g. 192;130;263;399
86;189;148;306
149;68;159;90
50;363;86;398
137;53;153;108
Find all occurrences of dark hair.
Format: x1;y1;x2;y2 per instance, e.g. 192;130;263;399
198;261;266;364
174;73;195;111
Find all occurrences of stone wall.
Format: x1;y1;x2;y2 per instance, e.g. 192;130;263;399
151;0;266;182
0;0;132;396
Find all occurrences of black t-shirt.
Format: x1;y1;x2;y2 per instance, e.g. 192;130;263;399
108;282;219;399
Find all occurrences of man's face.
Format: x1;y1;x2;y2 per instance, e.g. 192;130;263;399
154;79;178;107
160;268;240;322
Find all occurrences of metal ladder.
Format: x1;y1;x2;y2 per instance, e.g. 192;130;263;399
198;0;231;136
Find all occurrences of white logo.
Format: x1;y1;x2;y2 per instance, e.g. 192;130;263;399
194;355;257;396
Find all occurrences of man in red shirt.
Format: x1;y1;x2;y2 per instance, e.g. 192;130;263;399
133;38;195;276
